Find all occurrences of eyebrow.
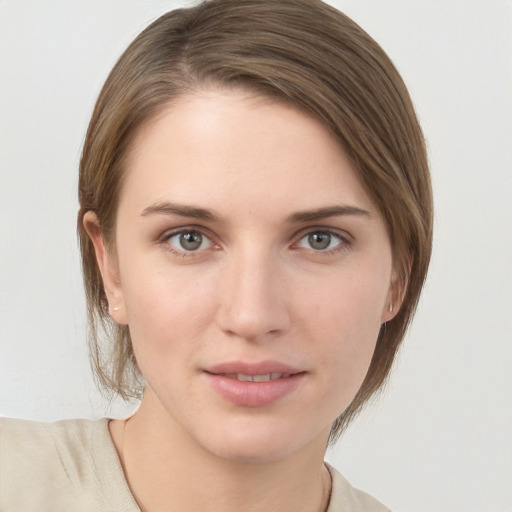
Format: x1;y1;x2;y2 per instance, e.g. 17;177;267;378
286;205;371;223
141;202;222;222
141;201;371;223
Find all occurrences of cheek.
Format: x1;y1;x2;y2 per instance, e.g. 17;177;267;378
300;264;388;384
120;262;217;363
304;262;388;336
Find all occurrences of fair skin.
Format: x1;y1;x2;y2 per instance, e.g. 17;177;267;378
85;89;401;512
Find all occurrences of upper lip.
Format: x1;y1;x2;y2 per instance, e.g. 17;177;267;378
204;360;304;376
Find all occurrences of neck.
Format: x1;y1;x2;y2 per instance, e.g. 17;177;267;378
111;389;332;512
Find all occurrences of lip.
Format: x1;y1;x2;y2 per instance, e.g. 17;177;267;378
203;360;306;408
206;360;303;376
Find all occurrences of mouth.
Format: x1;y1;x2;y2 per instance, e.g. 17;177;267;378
203;361;306;407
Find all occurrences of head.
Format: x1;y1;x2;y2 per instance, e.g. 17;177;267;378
78;0;432;443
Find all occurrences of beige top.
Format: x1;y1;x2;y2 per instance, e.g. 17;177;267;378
0;417;391;511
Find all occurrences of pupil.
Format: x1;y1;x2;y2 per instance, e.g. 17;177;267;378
180;232;202;250
309;232;331;250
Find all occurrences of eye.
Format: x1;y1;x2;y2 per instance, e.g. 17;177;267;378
165;230;213;253
296;230;345;251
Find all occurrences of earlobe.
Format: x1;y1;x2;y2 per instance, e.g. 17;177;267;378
83;211;127;325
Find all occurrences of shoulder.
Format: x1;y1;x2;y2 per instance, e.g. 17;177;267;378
0;416;109;473
0;415;107;446
0;417;138;512
326;463;392;512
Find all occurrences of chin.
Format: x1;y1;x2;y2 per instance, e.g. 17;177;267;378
207;437;299;464
193;418;328;465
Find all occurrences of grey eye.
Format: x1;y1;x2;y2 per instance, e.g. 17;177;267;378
297;231;343;251
167;231;212;252
180;232;203;250
308;232;332;250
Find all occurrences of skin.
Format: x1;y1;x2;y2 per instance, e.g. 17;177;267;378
85;89;401;512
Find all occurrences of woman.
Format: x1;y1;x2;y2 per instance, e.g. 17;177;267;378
0;0;432;510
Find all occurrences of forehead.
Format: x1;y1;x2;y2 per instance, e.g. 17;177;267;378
119;89;375;219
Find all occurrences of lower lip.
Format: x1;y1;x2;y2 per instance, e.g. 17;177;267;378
203;372;305;408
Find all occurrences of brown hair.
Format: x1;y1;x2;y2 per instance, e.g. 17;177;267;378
78;0;433;442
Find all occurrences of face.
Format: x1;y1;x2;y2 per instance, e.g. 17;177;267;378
89;89;398;463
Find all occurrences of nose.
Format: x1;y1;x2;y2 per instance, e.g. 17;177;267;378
216;248;291;342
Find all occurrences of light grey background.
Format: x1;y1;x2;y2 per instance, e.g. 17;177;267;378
1;1;511;511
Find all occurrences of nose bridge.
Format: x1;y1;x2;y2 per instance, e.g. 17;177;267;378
217;243;290;341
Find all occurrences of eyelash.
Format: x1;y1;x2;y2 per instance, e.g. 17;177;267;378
293;228;351;255
158;226;352;257
159;227;218;257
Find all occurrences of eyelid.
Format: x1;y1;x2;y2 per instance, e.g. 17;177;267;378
159;225;219;255
293;225;353;242
292;226;353;252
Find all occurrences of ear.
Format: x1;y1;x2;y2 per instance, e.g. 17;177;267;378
83;211;128;325
381;268;407;324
